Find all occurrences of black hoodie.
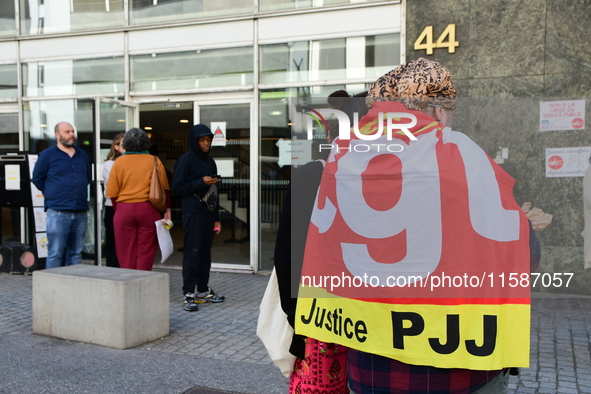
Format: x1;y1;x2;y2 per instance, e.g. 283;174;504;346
171;124;220;220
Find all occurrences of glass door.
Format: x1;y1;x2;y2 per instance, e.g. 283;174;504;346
194;100;255;271
93;98;139;265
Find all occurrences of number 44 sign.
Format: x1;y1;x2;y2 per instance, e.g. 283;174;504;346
414;24;459;54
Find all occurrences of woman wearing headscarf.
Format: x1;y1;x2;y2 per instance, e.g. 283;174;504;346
102;133;124;268
272;90;368;394
106;128;171;271
293;58;539;394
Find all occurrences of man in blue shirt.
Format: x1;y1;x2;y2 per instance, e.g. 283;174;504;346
32;122;91;269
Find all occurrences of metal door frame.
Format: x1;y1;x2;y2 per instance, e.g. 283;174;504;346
194;98;257;273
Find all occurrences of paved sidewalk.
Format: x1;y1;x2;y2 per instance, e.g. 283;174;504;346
1;268;591;393
0;268;288;394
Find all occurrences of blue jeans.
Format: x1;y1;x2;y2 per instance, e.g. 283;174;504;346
46;209;88;269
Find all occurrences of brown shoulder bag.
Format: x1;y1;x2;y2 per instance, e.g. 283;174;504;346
149;156;167;212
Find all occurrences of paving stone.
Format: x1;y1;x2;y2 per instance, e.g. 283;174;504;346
555;388;579;394
521;380;539;388
558;381;578;389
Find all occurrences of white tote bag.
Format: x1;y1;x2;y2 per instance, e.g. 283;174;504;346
257;268;296;377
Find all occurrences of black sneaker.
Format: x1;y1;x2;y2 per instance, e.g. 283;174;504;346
183;293;199;312
195;289;225;303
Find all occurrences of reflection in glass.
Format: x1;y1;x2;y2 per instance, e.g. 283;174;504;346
260;34;400;85
130;47;253;92
259;0;388;12
131;0;252;25
258;86;368;270
0;64;18;99
0;1;16;36
22;57;125;97
20;0;124;35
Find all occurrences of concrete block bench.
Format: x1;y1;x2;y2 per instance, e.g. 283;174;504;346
32;265;169;349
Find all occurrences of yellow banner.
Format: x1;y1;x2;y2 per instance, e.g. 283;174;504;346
295;290;530;370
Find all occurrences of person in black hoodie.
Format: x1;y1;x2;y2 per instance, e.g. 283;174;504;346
172;124;225;312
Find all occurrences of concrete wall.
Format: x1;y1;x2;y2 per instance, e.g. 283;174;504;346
406;0;591;294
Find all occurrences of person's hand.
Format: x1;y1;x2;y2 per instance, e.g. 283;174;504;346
214;222;222;234
163;208;171;221
203;176;219;186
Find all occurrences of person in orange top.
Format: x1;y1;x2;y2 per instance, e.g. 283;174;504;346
106;128;171;271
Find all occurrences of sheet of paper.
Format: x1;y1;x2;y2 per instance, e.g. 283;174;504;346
214;159;234;177
28;155;38;178
33;207;47;232
30;183;44;207
155;220;174;264
35;233;48;258
5;164;20;190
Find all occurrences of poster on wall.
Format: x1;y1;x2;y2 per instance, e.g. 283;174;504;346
33;207;47;232
545;147;591;177
210;122;227;146
30;183;44;207
540;100;586;131
35;232;48;258
28;154;45;206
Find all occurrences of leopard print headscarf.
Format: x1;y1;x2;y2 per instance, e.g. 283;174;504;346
366;58;457;111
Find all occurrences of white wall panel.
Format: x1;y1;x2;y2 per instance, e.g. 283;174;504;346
0;41;17;63
20;33;125;62
258;4;401;44
128;20;254;54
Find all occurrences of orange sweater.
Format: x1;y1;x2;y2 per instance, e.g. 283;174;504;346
106;154;169;203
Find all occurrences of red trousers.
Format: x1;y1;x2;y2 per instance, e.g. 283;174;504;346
113;201;161;271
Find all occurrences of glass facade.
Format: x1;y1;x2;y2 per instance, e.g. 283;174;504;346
0;64;18;99
23;99;98;259
24;99;95;152
0;113;19;150
258;85;369;269
2;0;402;271
0;1;16;36
130;0;253;25
130;47;254;92
260;34;400;84
2;1;396;35
22;57;125;98
199;103;252;266
259;0;388;12
20;0;124;35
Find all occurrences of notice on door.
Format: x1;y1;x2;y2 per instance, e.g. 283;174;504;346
211;122;227;146
540;100;586;131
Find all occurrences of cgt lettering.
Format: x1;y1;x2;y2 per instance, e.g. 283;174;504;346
391;311;497;357
301;298;368;343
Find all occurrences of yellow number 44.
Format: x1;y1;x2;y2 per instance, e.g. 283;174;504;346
414;24;459;55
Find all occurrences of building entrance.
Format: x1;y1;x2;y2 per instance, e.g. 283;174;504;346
137;101;252;270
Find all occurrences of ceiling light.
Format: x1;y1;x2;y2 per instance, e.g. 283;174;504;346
179;119;189;123
270;111;283;116
144;126;153;130
116;119;126;123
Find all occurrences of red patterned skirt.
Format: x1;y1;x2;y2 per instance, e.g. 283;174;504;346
288;338;349;394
